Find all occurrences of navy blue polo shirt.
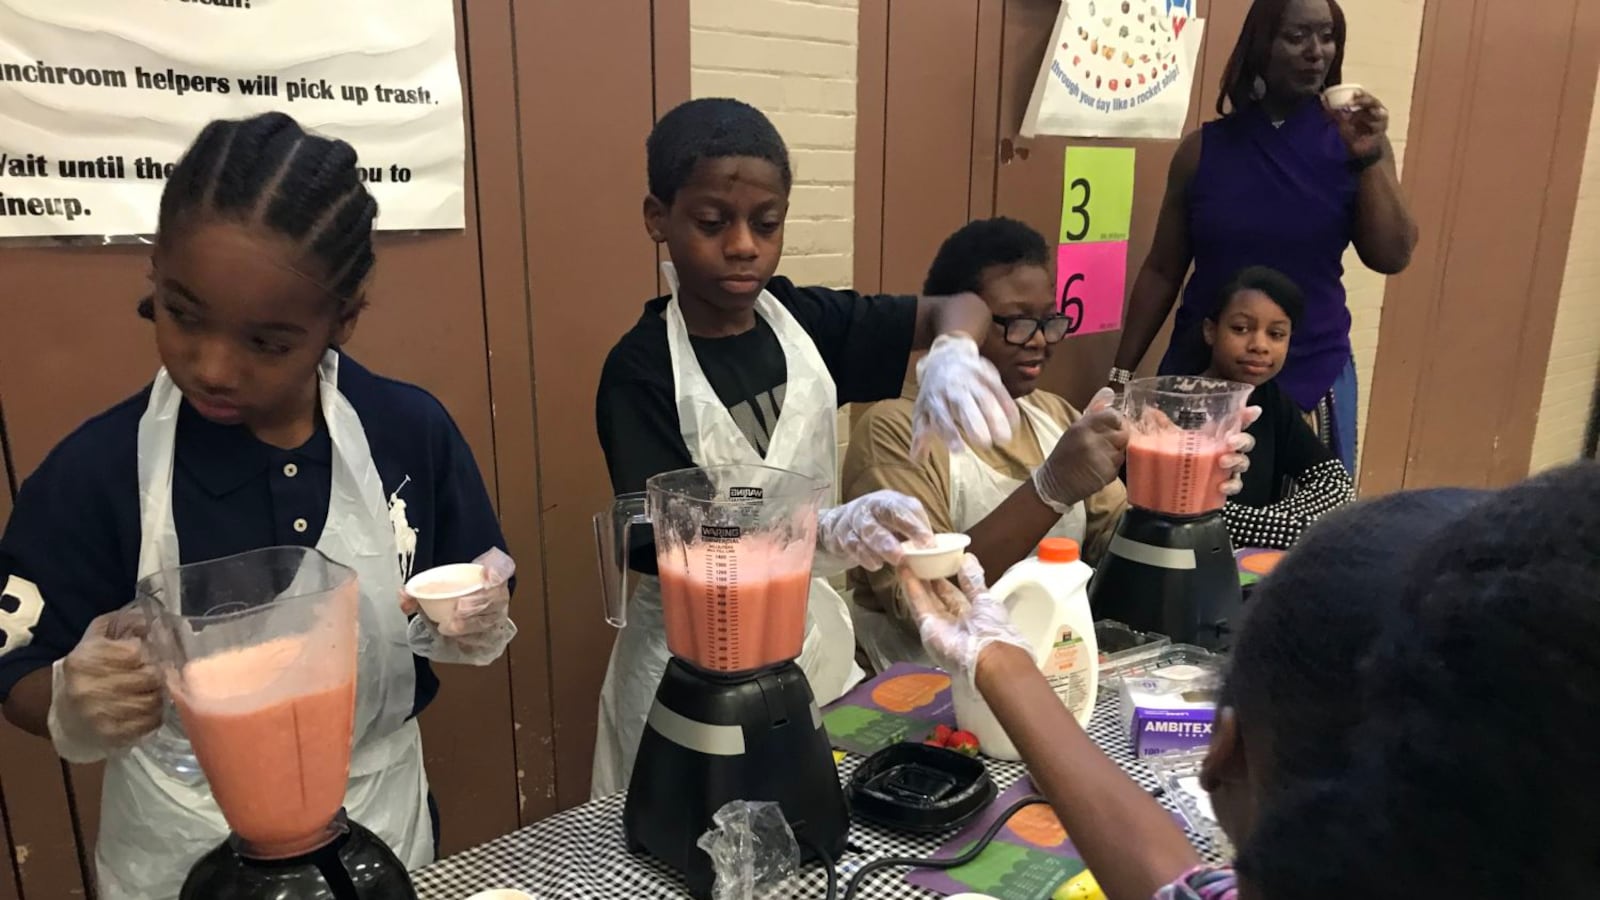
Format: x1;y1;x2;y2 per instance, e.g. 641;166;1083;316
0;354;507;718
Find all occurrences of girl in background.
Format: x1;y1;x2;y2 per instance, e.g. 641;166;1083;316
1199;266;1354;549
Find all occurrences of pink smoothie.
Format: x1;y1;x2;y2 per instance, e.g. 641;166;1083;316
658;536;813;672
175;636;356;859
1125;431;1230;515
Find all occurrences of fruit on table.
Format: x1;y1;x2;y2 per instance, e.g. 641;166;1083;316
923;725;981;756
1054;869;1106;899
946;730;980;756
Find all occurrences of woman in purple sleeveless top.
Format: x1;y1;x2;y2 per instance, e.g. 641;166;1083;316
1110;0;1417;472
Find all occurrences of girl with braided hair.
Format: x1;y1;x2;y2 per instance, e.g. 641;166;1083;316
0;112;514;898
902;462;1598;899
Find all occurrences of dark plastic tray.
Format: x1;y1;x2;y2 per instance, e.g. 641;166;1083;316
847;742;997;834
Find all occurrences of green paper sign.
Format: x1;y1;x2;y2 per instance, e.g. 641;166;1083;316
1059;147;1136;244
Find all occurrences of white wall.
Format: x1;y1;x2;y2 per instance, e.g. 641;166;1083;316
690;0;859;289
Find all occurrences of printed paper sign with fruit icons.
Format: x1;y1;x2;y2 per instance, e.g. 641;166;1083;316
1022;0;1205;139
821;663;957;756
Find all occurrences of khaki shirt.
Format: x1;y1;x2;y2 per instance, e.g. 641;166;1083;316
841;382;1128;624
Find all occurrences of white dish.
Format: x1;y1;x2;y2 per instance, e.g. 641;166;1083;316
899;533;972;579
405;562;487;623
1323;83;1364;111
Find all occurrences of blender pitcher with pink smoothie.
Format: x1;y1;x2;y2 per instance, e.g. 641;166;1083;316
597;464;824;673
1088;377;1254;650
595;465;849;899
1123;376;1255;516
140;546;417;898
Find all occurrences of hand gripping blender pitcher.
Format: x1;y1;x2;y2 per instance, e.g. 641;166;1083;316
140;546;417;899
1089;377;1254;650
597;465;849;899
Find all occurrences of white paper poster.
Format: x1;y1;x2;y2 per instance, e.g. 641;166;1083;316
0;0;466;237
1022;0;1204;140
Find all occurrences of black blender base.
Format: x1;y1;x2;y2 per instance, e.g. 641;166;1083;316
625;658;849;900
1088;507;1243;650
181;813;418;900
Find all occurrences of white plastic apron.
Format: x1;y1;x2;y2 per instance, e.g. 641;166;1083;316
95;352;433;900
591;263;864;798
854;394;1087;671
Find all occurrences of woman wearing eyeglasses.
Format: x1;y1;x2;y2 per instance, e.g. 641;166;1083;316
841;218;1135;671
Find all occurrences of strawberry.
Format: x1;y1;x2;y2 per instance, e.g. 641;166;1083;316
931;724;955;746
947;730;981;756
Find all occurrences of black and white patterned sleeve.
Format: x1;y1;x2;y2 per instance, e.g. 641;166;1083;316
1223;459;1355;550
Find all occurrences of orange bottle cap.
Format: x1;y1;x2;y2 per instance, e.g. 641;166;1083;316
1038;537;1080;563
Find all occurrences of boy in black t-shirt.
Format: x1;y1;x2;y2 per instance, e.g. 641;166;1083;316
1199;267;1355;549
591;98;1020;796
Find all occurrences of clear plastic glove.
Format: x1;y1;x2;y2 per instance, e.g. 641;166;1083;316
696;800;801;900
912;335;1020;458
897;555;1031;687
1219;406;1263;498
817;491;934;572
1033;387;1129;510
48;609;163;763
403;548;517;666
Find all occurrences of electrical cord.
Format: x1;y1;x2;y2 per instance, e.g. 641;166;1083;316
798;834;840;900
837;794;1050;900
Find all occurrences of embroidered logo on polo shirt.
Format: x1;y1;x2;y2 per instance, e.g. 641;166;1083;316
389;476;420;581
0;574;44;656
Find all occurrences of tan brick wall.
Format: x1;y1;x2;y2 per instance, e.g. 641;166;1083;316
1336;0;1426;467
690;0;859;292
1530;67;1600;472
689;0;861;466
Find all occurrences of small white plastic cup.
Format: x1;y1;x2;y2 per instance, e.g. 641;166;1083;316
899;533;972;580
405;562;488;624
1323;83;1364;111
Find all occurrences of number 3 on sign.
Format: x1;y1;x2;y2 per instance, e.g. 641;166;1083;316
1063;179;1092;242
1055;242;1129;338
1059;147;1136;244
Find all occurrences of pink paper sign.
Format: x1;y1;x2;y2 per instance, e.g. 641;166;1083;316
1056;240;1128;337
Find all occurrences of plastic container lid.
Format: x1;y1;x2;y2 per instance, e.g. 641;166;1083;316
847;742;996;834
1037;537;1081;563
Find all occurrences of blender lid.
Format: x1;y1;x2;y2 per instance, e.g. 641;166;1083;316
848;743;996;833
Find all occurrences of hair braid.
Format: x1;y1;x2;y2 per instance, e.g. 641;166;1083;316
151;111;380;318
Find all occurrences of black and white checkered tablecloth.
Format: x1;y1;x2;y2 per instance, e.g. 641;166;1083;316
411;695;1223;899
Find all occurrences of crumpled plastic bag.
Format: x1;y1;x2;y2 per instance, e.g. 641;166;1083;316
695;800;800;900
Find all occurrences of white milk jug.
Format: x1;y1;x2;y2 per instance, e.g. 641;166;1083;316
952;537;1099;760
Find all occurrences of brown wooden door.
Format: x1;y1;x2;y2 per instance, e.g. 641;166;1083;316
1362;0;1600;490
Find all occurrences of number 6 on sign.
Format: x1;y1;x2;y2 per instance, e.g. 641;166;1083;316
1055;242;1129;337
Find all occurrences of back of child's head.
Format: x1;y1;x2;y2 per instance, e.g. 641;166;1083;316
922;217;1051;296
1207;266;1304;327
1221;487;1487;790
646;98;791;206
1243;462;1600;898
147;112;379;315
